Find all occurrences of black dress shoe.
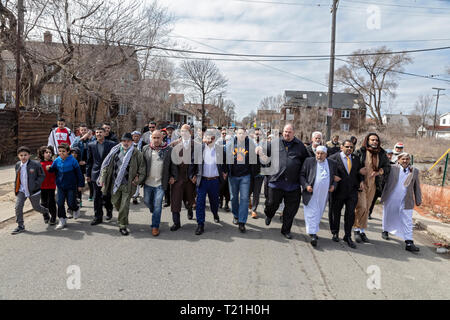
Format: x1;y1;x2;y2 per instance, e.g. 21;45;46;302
105;212;113;221
224;206;230;212
119;228;129;236
90;219;102;226
163;202;170;207
232;216;239;225
187;208;194;220
238;223;246;233
332;233;339;242
343;236;357;248
132;198;138;205
281;231;292;239
195;224;204;235
213;213;220;223
368;214;373;220
265;217;272;226
405;241;420;252
382;231;390;240
354;231;362;243
170;224;181;231
310;235;318;247
360;232;370;243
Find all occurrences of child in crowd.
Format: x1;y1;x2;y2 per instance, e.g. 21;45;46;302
38;146;57;225
70;147;83;211
47;143;85;229
12;146;50;235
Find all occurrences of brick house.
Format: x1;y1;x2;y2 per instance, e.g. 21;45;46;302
280;90;366;142
0;31;169;136
183;102;230;127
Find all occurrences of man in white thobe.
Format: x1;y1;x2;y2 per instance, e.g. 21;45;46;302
380;152;422;252
300;146;337;247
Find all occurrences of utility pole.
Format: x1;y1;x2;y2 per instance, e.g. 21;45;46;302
15;0;24;139
432;87;445;138
326;0;338;141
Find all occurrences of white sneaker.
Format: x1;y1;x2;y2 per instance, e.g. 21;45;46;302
55;218;66;230
73;209;80;220
66;210;73;219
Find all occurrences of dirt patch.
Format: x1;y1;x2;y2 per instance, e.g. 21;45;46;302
0;182;15;203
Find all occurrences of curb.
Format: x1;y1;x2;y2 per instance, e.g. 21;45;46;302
0;207;34;225
413;215;450;245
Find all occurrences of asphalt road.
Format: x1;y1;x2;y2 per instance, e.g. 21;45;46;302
0;193;449;300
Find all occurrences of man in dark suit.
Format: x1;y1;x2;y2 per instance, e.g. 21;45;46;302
190;129;225;235
300;146;337;247
86;127;117;225
328;139;363;248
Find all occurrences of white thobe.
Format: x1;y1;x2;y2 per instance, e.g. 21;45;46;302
304;160;330;235
382;168;413;240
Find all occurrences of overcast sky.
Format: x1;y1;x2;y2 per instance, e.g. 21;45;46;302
157;0;450;120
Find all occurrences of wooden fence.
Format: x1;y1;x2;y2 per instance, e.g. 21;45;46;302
0;109;57;164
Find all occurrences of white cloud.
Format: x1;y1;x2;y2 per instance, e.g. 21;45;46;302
158;0;450;119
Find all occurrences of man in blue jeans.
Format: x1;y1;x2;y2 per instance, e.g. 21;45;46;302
142;130;176;236
190;129;225;235
224;128;258;233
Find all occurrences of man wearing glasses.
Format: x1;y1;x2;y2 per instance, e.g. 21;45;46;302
142;121;157;146
328;140;363;248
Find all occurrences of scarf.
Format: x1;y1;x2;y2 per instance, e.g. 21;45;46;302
98;144;135;194
396;164;414;187
149;141;169;160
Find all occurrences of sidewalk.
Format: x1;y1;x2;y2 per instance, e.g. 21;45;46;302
0;165;15;186
413;210;450;245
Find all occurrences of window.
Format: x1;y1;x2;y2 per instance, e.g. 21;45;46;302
5;62;16;79
47;65;62;83
119;102;128;115
443;119;446;125
340;123;350;131
4;91;15;103
341;110;351;119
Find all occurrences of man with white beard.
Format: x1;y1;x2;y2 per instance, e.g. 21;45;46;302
300;146;337;247
380;152;422;252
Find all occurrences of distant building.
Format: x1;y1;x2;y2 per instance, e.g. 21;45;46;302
418;113;450;139
382;113;423;137
440;112;450;127
256;109;281;131
280;90;366;142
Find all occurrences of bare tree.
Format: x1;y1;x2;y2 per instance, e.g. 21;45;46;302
413;94;434;133
259;94;283;112
335;46;413;126
0;0;173;130
178;59;228;128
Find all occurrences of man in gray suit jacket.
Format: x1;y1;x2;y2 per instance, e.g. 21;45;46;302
380;152;422;252
300;146;337;247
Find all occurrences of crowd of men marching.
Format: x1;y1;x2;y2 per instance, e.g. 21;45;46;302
11;118;422;252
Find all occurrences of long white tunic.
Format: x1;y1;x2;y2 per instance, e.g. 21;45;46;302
304;160;330;235
382;168;413;240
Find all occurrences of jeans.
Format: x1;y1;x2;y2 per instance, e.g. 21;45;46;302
228;174;251;224
144;184;165;228
196;178;220;225
57;187;78;219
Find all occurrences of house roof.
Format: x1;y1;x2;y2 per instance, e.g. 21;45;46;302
284;90;364;109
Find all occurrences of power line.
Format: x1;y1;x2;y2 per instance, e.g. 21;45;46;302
168;34;450;45
153;45;450;59
343;0;450;10
335;58;450;83
172;33;328;87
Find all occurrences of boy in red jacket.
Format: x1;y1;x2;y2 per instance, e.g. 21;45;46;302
38;146;57;225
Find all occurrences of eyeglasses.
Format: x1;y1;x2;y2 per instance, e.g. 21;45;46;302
149;126;155;129
344;146;354;149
